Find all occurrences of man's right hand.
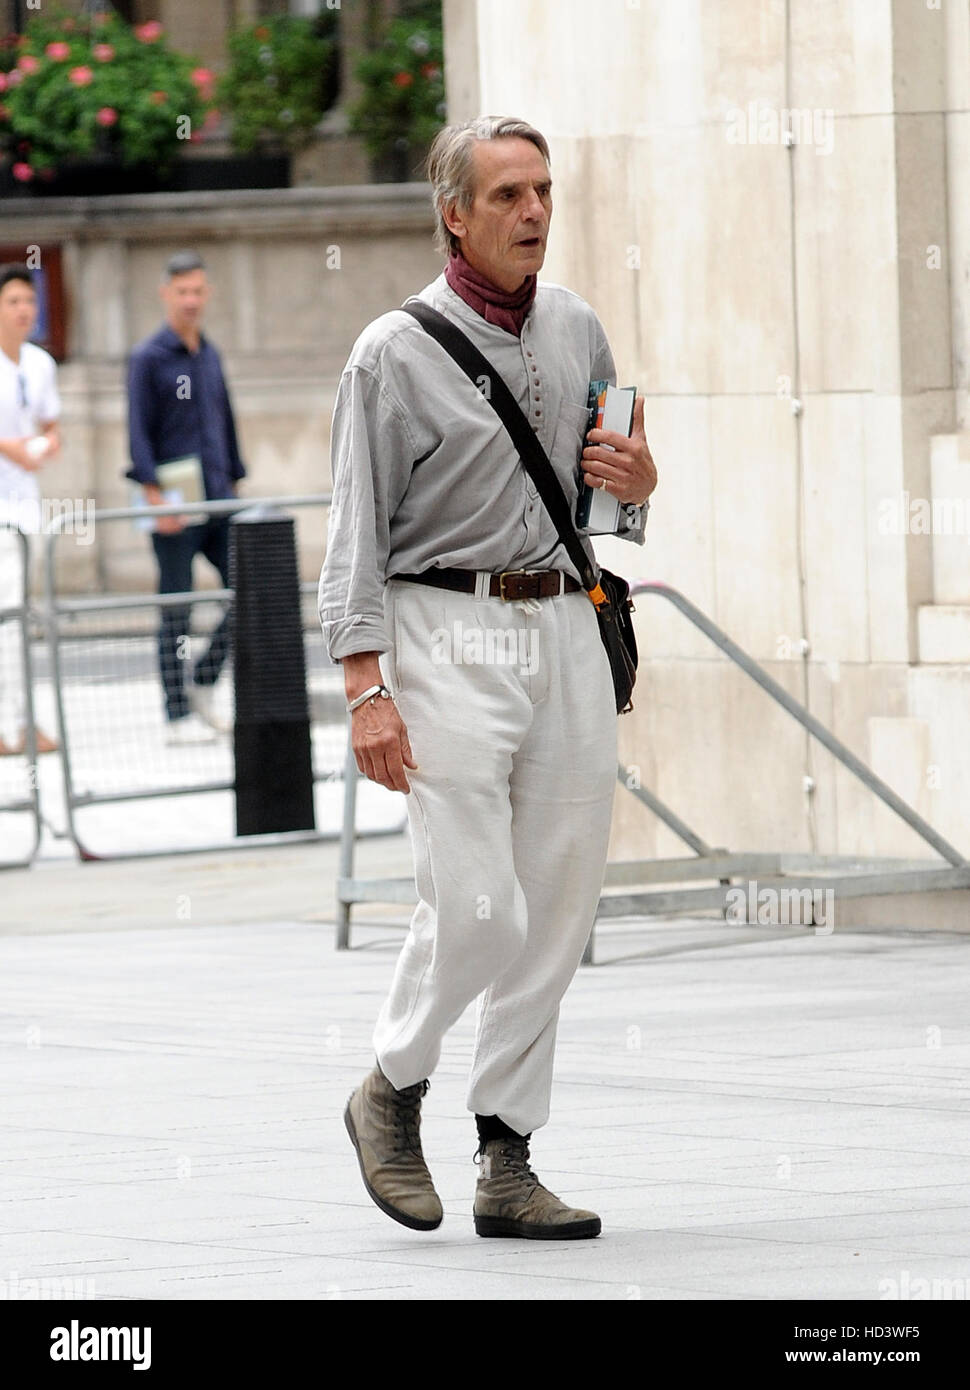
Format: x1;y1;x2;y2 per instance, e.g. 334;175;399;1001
343;651;417;793
352;696;417;794
145;483;186;534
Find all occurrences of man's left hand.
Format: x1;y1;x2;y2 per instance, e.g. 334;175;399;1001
581;394;657;506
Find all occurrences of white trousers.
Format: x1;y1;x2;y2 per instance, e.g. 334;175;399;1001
373;578;618;1136
0;528;27;742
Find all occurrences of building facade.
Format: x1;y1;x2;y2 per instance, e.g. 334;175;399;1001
440;0;970;868
2;0;968;872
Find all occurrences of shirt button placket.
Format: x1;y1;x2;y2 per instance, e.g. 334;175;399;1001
526;347;542;426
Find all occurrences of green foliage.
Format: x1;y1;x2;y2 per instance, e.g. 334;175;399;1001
217;14;338;154
0;6;209;179
347;13;445;165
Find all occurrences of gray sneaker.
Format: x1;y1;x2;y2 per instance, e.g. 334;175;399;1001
473;1135;601;1239
344;1064;443;1231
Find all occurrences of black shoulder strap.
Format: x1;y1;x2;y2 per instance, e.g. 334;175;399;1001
401;298;599;594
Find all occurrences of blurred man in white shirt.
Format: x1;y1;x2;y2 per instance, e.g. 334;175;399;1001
0;263;61;756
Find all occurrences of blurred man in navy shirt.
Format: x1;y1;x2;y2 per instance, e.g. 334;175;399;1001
126;252;246;744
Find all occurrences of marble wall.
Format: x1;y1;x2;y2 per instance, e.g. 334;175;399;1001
442;0;969;863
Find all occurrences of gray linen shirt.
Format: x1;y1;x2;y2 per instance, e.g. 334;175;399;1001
318;271;646;660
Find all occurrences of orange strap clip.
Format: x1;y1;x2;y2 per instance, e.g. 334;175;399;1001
587;582;609;609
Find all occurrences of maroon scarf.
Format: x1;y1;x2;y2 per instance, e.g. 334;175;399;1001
444;248;537;337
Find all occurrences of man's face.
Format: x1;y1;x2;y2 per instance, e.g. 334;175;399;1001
161;268;209;331
0;278;38;345
443;137;552;291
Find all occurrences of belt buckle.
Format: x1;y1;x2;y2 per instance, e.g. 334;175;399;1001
498;568;541;601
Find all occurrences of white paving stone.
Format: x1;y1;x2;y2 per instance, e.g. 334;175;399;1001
1;866;968;1300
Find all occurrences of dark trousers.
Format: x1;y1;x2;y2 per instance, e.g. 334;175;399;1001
151;517;232;722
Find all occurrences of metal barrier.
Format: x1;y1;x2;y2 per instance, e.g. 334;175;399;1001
40;495;406;861
334;579;970;955
0;523;42;869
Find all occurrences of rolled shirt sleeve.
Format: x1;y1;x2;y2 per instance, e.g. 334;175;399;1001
318;363;418;661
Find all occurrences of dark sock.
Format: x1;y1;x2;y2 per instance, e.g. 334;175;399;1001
475;1113;531;1146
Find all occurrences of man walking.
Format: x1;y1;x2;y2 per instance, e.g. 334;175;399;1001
126;252;246;745
0;262;61;758
319;116;657;1238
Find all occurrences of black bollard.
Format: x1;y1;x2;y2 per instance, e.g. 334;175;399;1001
230;510;315;835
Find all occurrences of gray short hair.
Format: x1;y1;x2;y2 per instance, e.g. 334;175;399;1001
425;116;551;257
164;250;206;280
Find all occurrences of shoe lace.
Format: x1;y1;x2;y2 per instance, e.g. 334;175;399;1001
502;1137;539;1190
473;1135;539;1192
390;1078;429;1156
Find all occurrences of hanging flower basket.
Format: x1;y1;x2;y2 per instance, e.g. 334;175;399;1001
347;15;445;182
0;6;211;191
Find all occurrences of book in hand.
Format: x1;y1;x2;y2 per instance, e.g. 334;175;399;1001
130;455;206;531
575;380;640;535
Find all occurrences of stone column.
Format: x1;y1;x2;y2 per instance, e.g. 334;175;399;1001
943;0;970;431
157;0;232;69
442;0;479;123
423;0;969;860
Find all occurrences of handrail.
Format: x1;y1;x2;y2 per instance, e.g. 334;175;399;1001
43;493;333;608
44;493;332;533
630;581;967;868
616;765;714;856
37;493;339;861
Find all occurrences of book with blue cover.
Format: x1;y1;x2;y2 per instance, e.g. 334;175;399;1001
575;380;638;534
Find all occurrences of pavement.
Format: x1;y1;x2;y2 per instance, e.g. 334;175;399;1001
1;837;969;1302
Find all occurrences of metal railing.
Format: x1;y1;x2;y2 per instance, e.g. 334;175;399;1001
38;494;405;861
629;582;965;866
335;579;970;955
0;523;42;869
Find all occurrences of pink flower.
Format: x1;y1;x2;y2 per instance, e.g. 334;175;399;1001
45;41;71;61
68;66;94;87
149;90;168;106
12;162;34;182
134;21;164;43
0;73;7;92
17;54;40;74
93;44;115;62
191;67;214;89
392;71;414;88
95;106;118;127
5;70;22;88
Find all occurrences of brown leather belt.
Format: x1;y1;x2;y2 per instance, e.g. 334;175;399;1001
390;567;582;601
